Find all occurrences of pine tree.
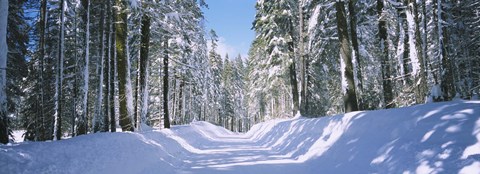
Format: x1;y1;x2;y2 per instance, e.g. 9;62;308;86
93;1;107;132
53;0;65;140
138;11;150;130
6;0;28;136
116;0;134;132
335;1;359;112
163;39;170;129
348;0;364;109
252;0;300;117
406;0;428;104
0;0;9;144
378;0;394;108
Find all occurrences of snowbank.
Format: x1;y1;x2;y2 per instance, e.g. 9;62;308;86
1;101;479;173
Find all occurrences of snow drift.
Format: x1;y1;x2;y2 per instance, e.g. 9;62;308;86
1;100;479;173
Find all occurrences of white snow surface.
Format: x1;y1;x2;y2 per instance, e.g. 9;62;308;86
1;101;480;173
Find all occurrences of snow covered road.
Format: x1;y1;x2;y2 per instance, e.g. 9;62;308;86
1;100;480;173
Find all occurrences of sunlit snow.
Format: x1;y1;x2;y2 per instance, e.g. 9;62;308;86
1;101;479;173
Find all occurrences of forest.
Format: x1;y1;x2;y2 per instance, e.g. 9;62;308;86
0;0;479;145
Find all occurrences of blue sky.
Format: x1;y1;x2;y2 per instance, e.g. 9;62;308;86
202;0;257;59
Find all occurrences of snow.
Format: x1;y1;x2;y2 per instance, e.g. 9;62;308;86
1;101;480;173
307;5;320;35
406;5;420;77
12;130;26;143
340;54;347;94
427;85;443;103
129;0;139;9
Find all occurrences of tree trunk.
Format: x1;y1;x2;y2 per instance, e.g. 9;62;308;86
438;0;454;100
109;0;116;132
95;1;106;132
288;59;299;116
348;0;364;110
407;0;428;104
72;5;78;136
103;0;111;132
115;0;133;131
336;1;359;112
77;0;90;135
299;1;307;115
0;0;9;144
38;0;47;141
138;14;150;129
378;0;394;108
54;0;65;140
163;39;171;129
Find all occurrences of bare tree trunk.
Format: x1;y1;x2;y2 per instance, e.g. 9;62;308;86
138;14;150;129
336;1;359;112
163;39;171;129
54;0;65;140
0;0;9;144
38;0;47;141
438;0;454;100
348;0;364;110
103;0;111;132
77;0;90;135
109;0;116;132
378;0;394;108
298;1;307;115
94;1;106;132
72;5;78;136
115;0;133;131
407;0;428;104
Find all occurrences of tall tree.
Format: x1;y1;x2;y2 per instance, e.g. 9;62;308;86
116;0;134;131
77;0;90;135
6;0;28;135
348;0;364;109
437;0;454;100
163;39;170;129
252;0;300;116
335;1;359;112
104;0;113;132
94;1;107;132
109;0;116;132
54;0;65;140
378;0;394;108
406;0;428;104
138;12;150;130
0;0;9;144
299;0;307;114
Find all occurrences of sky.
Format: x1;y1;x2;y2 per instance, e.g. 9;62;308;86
202;0;257;59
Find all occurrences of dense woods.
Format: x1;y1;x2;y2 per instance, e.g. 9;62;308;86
248;0;479;120
0;0;479;143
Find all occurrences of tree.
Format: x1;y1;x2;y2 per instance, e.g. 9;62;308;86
77;0;90;135
163;39;170;129
208;29;223;124
53;0;65;140
252;0;300;116
348;0;364;109
109;0;116;132
115;0;134;132
94;1;107;132
0;0;9;144
406;0;428;104
6;0;28;138
335;1;359;112
378;0;394;108
138;12;150;130
437;0;454;100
